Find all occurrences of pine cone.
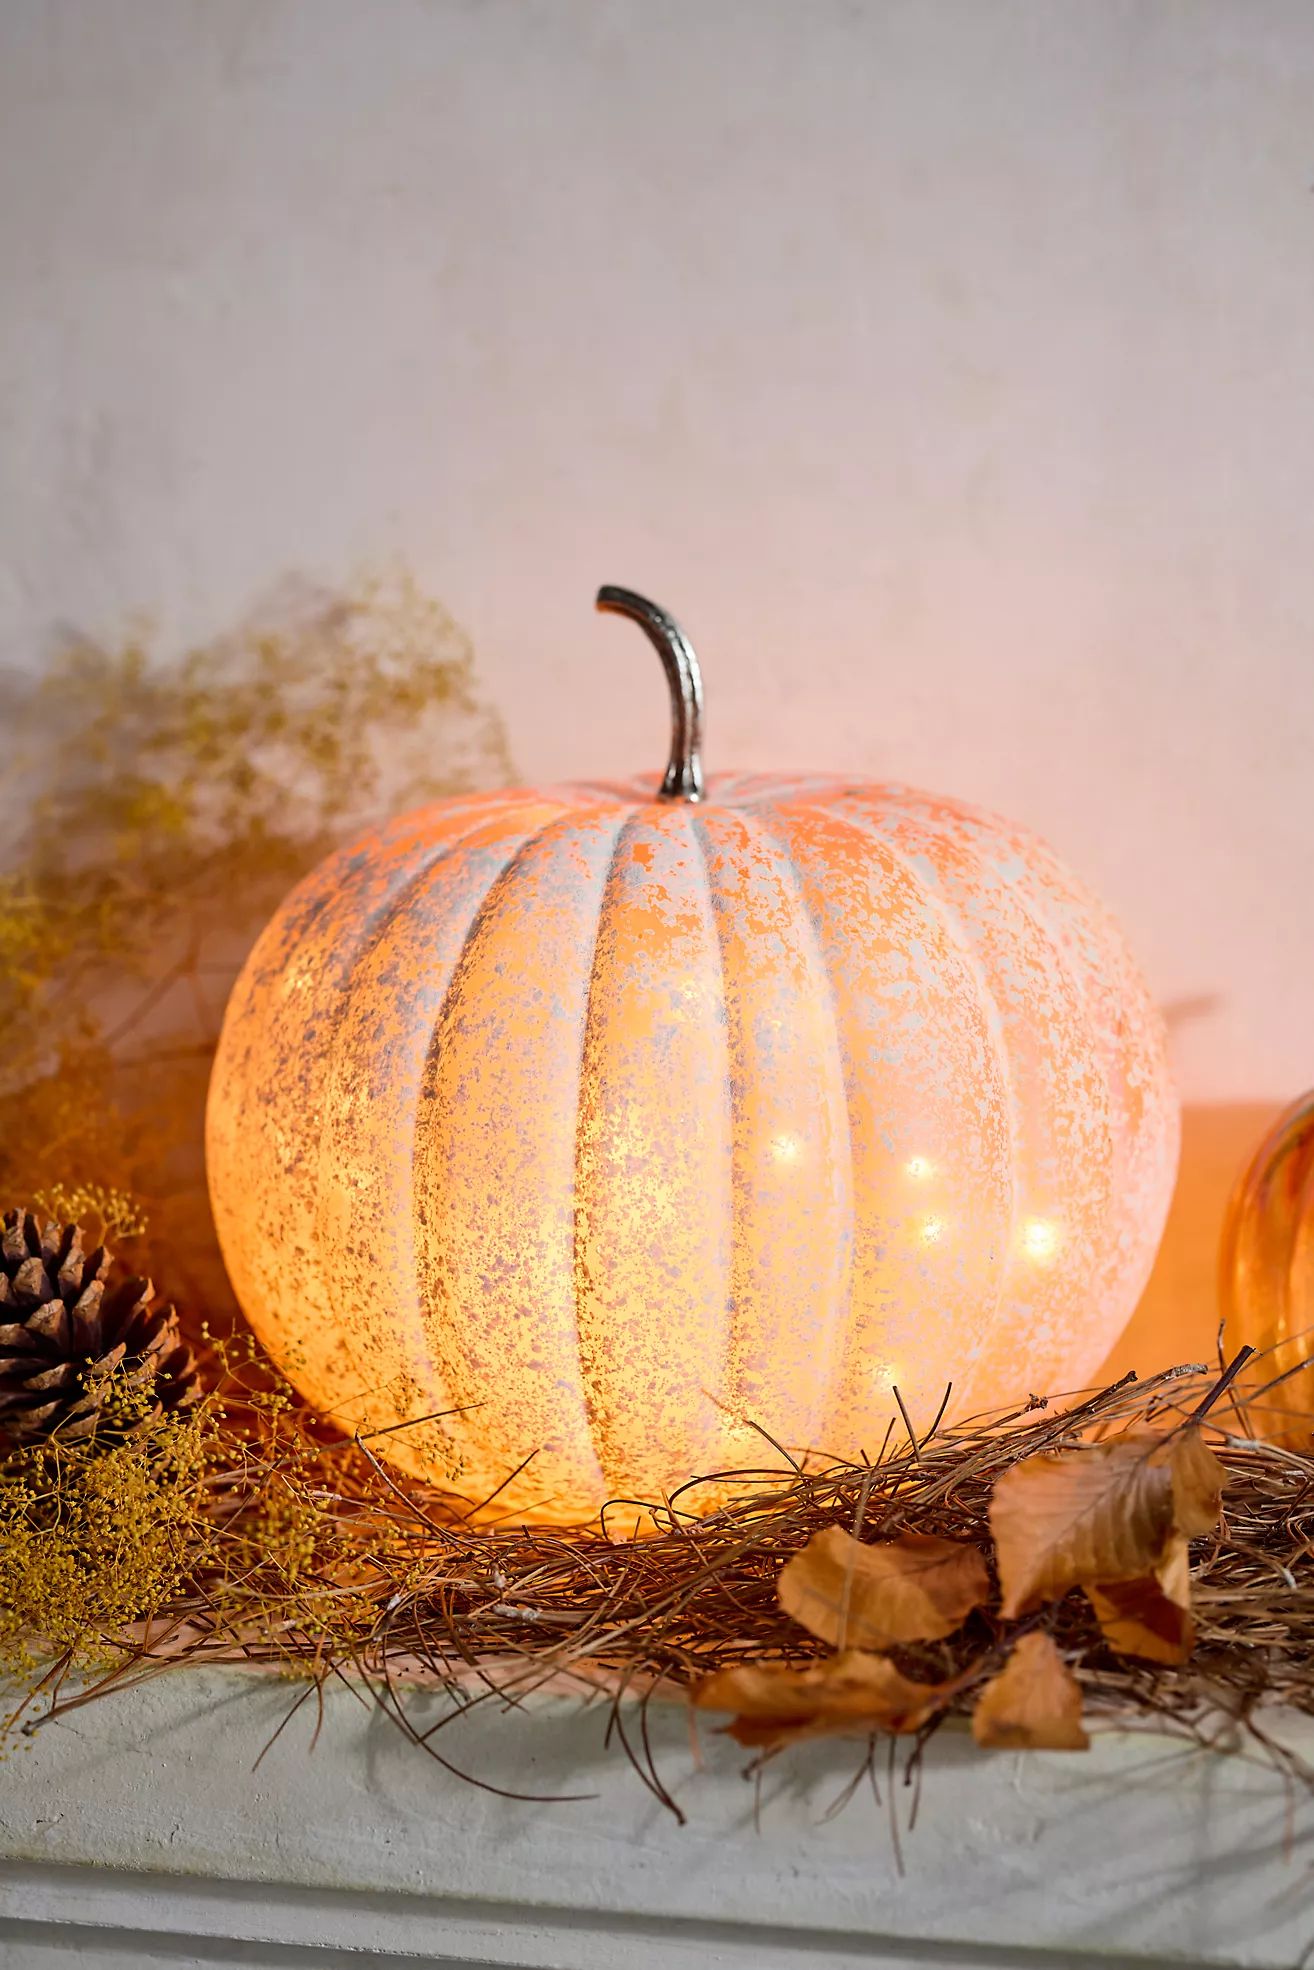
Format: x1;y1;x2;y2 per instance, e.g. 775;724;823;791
0;1208;200;1448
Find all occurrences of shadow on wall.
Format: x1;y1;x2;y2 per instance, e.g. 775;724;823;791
0;571;515;1324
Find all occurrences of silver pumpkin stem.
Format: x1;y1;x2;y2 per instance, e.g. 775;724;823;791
596;585;705;802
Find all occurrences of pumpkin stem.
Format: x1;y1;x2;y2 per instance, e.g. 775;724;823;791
596;586;705;801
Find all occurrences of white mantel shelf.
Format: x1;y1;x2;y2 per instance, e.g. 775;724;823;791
1;1668;1312;1969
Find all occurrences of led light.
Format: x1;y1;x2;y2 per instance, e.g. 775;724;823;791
1022;1217;1060;1263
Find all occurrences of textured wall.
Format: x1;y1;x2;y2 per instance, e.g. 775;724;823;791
1;0;1311;1102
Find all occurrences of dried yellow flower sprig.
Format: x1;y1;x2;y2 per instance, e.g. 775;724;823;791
0;1404;211;1675
30;1183;147;1246
0;570;513;1315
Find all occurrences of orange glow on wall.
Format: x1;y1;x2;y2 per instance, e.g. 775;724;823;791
206;588;1178;1524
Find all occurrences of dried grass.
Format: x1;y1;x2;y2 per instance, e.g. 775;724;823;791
7;1338;1314;1815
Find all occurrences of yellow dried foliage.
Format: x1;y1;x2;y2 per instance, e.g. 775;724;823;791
0;571;513;1314
0;1326;370;1688
0;1405;210;1673
30;1183;148;1247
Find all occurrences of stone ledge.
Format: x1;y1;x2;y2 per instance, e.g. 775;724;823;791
1;1669;1311;1968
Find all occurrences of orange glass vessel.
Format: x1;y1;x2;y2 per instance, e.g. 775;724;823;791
207;588;1179;1523
1220;1092;1314;1440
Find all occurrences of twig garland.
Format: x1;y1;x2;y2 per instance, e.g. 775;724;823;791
4;1336;1314;1818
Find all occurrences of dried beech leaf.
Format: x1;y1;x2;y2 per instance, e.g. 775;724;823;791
1170;1428;1226;1540
991;1433;1176;1618
778;1525;990;1648
972;1632;1089;1751
693;1650;955;1750
1086;1533;1195;1665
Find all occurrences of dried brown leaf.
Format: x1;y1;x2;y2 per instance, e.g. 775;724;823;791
1170;1428;1226;1539
992;1434;1172;1617
693;1650;955;1750
990;1427;1225;1619
971;1632;1089;1751
1086;1533;1195;1665
777;1525;990;1648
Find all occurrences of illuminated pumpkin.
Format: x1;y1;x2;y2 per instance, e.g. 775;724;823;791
1220;1092;1314;1440
207;587;1178;1523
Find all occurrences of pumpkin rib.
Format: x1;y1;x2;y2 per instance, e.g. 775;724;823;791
759;801;1017;1431
571;807;654;1498
402;809;615;1465
568;800;741;1503
421;810;631;1508
587;799;740;1489
907;803;1121;1114
786;798;1023;1387
992;817;1177;1343
832;795;1130;1396
723;806;857;1457
878;798;1125;1314
685;799;827;1465
316;805;585;1479
685;810;743;1469
210;798;554;1453
969;813;1178;1285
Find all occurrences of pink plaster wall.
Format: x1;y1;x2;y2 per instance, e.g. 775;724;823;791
1;0;1310;1109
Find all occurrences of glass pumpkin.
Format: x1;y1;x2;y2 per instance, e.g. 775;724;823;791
1220;1091;1314;1441
206;588;1179;1523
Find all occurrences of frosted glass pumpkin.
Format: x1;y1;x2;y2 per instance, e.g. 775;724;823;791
207;588;1178;1523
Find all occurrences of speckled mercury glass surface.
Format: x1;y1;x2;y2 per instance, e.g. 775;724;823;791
206;773;1178;1524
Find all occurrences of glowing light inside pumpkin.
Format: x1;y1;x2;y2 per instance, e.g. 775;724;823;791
870;1360;902;1398
1022;1217;1061;1264
207;774;1179;1526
